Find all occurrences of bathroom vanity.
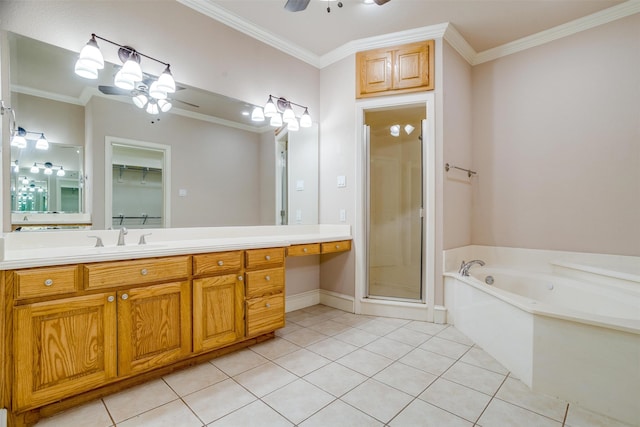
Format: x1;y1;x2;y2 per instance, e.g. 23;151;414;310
0;225;351;426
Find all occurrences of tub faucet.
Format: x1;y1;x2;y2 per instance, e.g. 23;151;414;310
459;259;485;276
117;227;128;246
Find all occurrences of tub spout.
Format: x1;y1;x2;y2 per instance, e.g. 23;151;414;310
459;259;485;276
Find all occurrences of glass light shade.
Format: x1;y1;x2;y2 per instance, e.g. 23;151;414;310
120;58;143;82
78;37;104;70
22;178;29;185
157;99;172;113
74;60;99;79
13;161;19;173
251;106;265;122
287;118;300;131
11;133;27;148
30;164;39;173
57;167;66;177
114;70;135;90
270;113;283;127
146;101;159;115
282;104;296;123
390;124;400;137
156;67;176;93
44;167;53;175
37;187;44;192
35;134;49;150
149;81;168;100
29;186;35;192
263;97;277;118
404;124;415;135
300;108;312;128
132;94;148;108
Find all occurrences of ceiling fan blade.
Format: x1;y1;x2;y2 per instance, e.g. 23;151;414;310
373;0;391;4
284;0;310;12
99;85;132;96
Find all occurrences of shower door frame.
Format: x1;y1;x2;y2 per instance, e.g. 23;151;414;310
355;92;436;321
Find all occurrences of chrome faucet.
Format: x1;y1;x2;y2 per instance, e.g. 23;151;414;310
458;259;485;276
117;227;128;246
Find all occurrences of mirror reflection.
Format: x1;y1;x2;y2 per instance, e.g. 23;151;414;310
7;32;319;230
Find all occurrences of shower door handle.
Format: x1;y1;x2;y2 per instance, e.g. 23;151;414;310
419;208;424;218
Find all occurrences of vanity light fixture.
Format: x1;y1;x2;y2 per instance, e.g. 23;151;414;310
30;163;39;174
43;162;54;175
252;95;312;130
75;33;176;112
13;161;20;173
57;167;66;177
9;126;51;150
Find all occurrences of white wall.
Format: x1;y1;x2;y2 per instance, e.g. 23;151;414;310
471;14;640;257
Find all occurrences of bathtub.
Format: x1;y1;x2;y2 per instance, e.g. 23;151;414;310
443;252;640;427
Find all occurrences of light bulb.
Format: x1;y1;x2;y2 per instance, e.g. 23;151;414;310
270;113;283;127
263;96;277;118
251;106;265;122
35;134;49;150
300;108;312;127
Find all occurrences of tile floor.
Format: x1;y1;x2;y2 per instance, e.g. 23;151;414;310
34;305;632;427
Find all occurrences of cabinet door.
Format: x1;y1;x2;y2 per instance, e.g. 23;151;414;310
393;41;433;90
117;281;191;376
14;293;117;410
357;48;393;97
246;294;285;337
193;274;244;352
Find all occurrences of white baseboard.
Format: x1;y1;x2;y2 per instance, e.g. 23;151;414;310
0;408;6;427
285;290;320;313
433;305;448;324
358;298;430;321
319;290;355;312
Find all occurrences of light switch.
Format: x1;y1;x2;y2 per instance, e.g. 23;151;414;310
296;209;302;222
339;209;346;222
337;175;346;188
179;189;187;197
296;180;305;191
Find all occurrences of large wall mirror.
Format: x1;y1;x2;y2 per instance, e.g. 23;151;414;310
6;32;319;231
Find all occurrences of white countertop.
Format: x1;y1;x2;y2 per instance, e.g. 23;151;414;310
0;224;352;269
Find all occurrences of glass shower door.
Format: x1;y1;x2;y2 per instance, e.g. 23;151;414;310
366;105;425;301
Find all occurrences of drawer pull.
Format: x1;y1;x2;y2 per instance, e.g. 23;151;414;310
140;268;148;276
238;276;243;281
265;275;271;281
107;295;115;303
121;293;129;300
218;260;224;266
265;255;271;261
266;303;271;308
335;245;340;249
43;279;54;287
303;248;308;253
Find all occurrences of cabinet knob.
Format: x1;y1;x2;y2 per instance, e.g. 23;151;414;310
303;248;308;253
265;275;271;281
218;260;224;266
140;268;148;276
238;276;243;281
107;295;115;303
265;255;271;261
43;279;53;287
335;245;340;249
121;293;129;300
266;303;271;308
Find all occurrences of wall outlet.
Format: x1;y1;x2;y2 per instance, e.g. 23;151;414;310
296;180;304;191
179;189;187;197
339;209;346;222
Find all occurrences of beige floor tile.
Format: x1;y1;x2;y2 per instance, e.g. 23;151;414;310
307;319;352;336
275;322;303;337
477;398;562;426
496;377;568;422
419;378;491;422
373;362;437;396
211;348;269;377
364;336;414;360
331;312;374;327
34;399;113;427
459;346;509;375
299;399;384;427
233;361;298;397
163;363;228;396
117;399;203;427
280;328;328;347
443;361;506;395
103;379;178;423
262;379;335;424
341;379;413;424
404;320;448;335
336;348;393;376
373;316;411;328
182;378;256;424
333;328;379;347
564;403;635;427
304;362;368;397
249;337;301;360
399;348;457;376
273;348;331;376
419;336;471;359
384;326;432;347
306;336;358;360
436;326;475;346
207;400;293;427
355;319;401;336
389;399;473;427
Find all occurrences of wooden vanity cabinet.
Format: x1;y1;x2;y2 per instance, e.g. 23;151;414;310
356;40;434;98
244;248;286;337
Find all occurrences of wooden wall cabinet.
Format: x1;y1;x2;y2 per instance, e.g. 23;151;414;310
356;40;434;98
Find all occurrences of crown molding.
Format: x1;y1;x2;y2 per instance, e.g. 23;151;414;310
473;0;640;65
177;0;321;68
12;84;84;106
442;23;477;65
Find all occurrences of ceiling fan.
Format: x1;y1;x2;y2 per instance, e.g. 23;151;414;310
285;0;390;12
98;78;199;110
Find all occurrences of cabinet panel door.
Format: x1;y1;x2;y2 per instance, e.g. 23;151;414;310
357;49;393;96
117;281;191;376
14;293;117;410
246;294;285;337
394;41;432;90
193;275;244;352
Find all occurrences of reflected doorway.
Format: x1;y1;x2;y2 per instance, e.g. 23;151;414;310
365;105;426;301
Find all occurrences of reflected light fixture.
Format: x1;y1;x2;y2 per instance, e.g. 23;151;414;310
43;162;53;175
252;95;312;131
57;167;66;177
404;124;415;135
30;163;39;173
13;160;19;173
35;133;49;150
390;124;400;137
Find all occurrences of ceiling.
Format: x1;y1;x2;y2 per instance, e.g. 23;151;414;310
196;0;625;58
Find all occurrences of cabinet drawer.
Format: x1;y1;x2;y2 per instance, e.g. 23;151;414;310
245;267;284;299
246;294;285;337
287;243;321;257
321;240;352;254
245;247;285;270
84;256;190;289
193;251;243;276
15;266;79;299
